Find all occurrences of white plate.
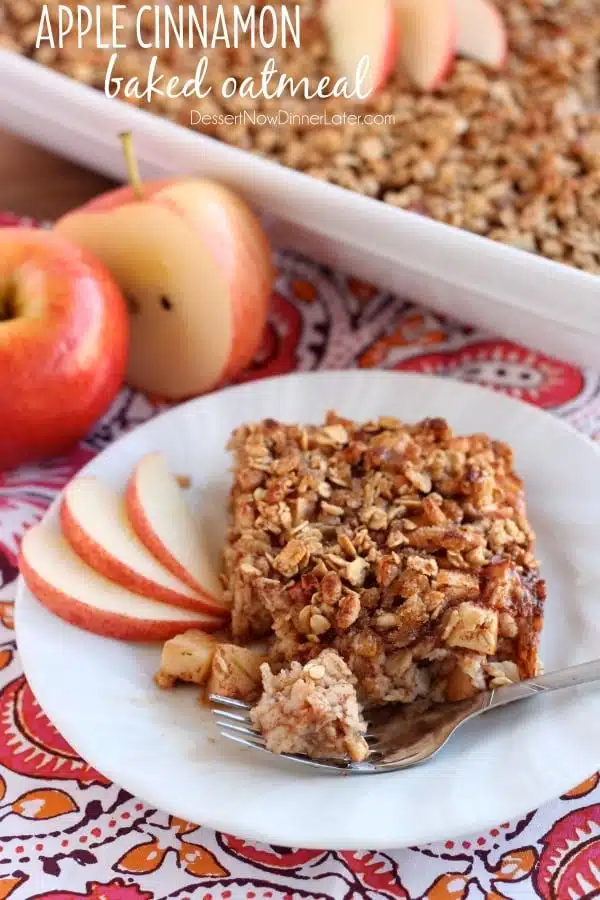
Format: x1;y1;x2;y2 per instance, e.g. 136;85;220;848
15;371;600;850
1;52;600;369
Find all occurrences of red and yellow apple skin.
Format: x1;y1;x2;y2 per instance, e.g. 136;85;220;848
395;0;457;92
125;451;226;607
455;0;507;70
20;553;219;641
323;0;399;98
55;179;274;401
59;475;228;618
0;228;129;472
19;524;223;642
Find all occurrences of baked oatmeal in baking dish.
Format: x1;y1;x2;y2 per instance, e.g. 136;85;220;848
3;0;599;272
222;412;546;712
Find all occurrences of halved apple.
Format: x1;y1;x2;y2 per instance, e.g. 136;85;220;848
394;0;456;91
55;173;273;401
323;0;398;97
61;477;227;617
455;0;507;69
19;523;222;641
126;452;224;605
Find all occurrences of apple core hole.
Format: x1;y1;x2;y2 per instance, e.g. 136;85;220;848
0;281;18;322
160;295;173;311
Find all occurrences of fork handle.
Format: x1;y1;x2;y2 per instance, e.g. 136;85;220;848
487;658;600;711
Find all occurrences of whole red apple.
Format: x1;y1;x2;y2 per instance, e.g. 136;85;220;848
0;228;129;472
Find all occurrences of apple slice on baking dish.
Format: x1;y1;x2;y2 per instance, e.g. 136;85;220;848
323;0;398;97
324;0;505;94
61;477;228;618
394;0;457;91
126;452;224;605
455;0;507;69
19;523;223;642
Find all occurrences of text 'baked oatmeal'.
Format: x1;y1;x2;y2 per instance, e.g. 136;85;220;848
223;411;546;712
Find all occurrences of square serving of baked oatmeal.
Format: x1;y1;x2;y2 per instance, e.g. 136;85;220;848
222;411;546;708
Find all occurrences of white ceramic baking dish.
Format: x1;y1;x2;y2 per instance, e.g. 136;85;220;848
1;50;599;369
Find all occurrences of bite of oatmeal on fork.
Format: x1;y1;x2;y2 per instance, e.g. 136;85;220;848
251;648;369;762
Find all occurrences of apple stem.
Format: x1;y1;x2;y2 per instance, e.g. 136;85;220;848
119;131;143;200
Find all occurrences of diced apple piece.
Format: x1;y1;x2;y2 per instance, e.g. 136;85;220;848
323;0;398;97
207;644;267;703
155;629;217;689
455;0;507;69
394;0;456;91
126;452;225;610
61;477;227;618
19;523;222;641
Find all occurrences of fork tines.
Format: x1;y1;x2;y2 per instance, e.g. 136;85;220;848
208;693;375;772
209;693;267;750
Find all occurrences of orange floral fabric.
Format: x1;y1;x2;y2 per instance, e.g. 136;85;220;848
0;212;598;899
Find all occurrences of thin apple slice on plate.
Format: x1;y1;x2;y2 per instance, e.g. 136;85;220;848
126;452;225;607
19;523;222;641
61;477;227;617
455;0;506;69
394;0;456;91
323;0;398;97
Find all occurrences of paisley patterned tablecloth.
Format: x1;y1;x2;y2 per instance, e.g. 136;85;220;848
0;211;598;900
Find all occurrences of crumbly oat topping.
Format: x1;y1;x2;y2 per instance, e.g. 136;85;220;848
4;0;600;271
250;648;369;761
223;411;546;705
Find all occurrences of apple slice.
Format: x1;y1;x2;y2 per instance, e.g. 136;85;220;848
126;453;225;607
323;0;398;97
394;0;456;91
61;477;227;617
455;0;506;69
19;523;222;641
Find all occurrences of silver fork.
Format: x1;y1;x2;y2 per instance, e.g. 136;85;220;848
209;658;600;774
